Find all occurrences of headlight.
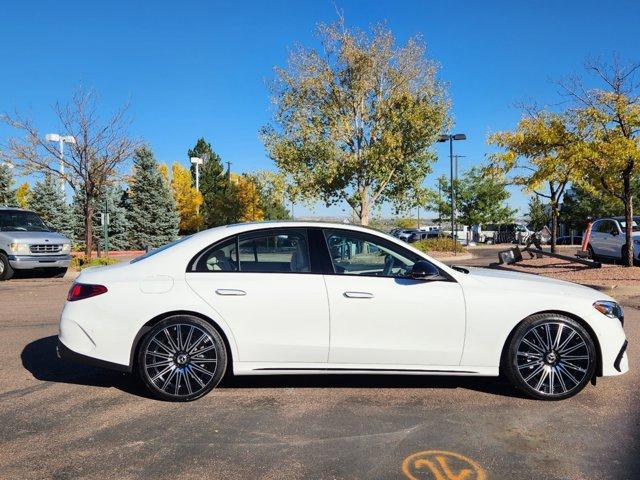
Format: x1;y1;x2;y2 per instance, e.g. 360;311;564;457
9;243;30;255
61;243;71;253
633;239;640;245
593;300;624;323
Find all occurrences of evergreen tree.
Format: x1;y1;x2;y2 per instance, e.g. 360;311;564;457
127;147;179;249
92;186;131;251
188;138;229;227
30;175;73;238
0;164;17;207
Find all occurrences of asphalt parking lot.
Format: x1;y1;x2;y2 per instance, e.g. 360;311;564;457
1;271;638;479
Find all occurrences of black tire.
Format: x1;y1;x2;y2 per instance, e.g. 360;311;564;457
587;244;598;261
503;313;596;400
0;252;14;281
137;316;227;401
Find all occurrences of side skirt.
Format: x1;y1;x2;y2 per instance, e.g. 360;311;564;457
233;363;499;377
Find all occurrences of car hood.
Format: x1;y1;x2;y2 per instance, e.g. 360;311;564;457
4;231;69;243
458;266;613;302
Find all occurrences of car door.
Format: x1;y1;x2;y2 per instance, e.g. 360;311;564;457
321;229;466;367
595;220;619;257
185;228;329;364
589;220;607;256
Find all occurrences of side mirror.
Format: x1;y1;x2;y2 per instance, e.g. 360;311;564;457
410;260;441;280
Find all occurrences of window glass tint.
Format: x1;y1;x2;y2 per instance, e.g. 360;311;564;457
325;231;416;277
132;236;191;264
238;231;310;273
193;237;238;271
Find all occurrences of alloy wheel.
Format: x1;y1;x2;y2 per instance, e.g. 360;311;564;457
143;323;218;397
516;322;591;397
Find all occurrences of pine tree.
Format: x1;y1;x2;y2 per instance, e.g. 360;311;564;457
0;164;17;207
187;138;229;227
92;186;131;251
127;147;179;249
30;175;73;238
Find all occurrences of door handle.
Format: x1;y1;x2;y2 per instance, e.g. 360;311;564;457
215;289;247;296
344;291;374;299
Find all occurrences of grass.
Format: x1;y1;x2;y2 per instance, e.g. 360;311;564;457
70;256;120;271
412;237;466;254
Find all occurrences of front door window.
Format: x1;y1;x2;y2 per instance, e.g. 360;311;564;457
324;231;417;278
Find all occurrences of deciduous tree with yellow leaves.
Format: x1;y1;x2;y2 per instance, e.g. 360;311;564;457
488;110;584;252
170;163;203;234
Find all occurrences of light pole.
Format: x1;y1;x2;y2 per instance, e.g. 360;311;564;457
437;133;466;242
45;133;76;193
190;157;203;191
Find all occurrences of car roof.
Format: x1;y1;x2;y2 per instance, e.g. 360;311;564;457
0;207;32;212
594;216;640;222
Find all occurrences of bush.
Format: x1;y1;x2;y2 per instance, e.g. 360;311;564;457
412;237;465;253
70;256;119;271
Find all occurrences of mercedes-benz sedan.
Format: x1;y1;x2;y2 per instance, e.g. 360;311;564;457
57;222;628;401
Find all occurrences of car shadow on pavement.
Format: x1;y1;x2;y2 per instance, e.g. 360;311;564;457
22;335;526;400
21;335;154;399
219;371;526;399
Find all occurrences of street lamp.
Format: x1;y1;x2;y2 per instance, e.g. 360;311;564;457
437;133;466;241
190;156;203;191
45;133;76;192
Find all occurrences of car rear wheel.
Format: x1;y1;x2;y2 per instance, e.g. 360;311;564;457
137;316;227;401
503;313;596;400
0;252;14;281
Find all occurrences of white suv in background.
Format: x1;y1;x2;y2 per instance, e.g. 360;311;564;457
587;216;640;264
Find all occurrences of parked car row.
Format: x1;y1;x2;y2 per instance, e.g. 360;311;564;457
389;228;442;244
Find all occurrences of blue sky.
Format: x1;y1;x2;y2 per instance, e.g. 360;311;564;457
1;0;639;218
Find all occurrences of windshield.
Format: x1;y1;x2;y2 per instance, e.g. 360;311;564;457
0;211;50;232
619;220;640;231
130;236;191;264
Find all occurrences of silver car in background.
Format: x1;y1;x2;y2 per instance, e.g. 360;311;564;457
0;207;72;280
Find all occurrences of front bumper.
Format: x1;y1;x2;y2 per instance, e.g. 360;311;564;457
8;254;71;270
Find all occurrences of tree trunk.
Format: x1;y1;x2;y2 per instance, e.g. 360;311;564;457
359;202;370;226
623;174;634;267
85;201;93;259
550;199;558;254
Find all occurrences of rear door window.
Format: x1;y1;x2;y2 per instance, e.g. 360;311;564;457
238;230;310;273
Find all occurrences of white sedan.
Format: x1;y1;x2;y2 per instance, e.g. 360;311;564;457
57;222;628;401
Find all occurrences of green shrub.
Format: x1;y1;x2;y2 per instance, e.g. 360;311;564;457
412;237;465;253
70;256;119;271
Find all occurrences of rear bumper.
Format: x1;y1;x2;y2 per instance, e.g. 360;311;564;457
56;338;130;372
8;254;71;270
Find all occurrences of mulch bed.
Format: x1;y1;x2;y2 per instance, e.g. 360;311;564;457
501;256;640;286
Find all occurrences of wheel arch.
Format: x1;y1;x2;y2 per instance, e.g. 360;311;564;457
129;310;235;374
499;310;603;377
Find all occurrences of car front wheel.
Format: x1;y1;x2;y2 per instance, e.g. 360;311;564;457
503;314;596;400
137;316;227;401
0;252;14;281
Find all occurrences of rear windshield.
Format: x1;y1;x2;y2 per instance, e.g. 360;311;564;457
0;210;50;232
130;237;190;264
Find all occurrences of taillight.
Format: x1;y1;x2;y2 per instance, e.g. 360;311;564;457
67;283;108;301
